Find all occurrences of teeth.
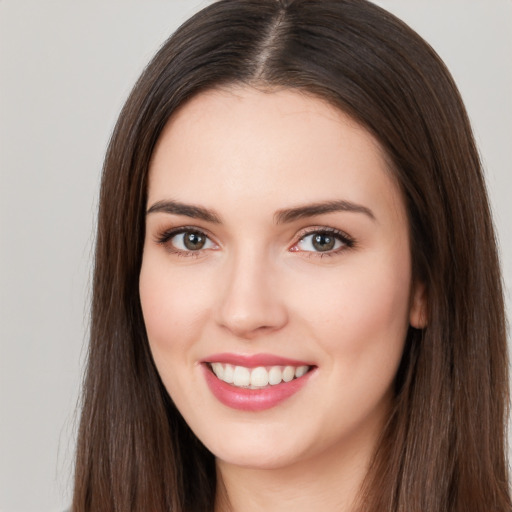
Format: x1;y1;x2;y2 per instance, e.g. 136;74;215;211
211;362;224;379
223;364;234;384
233;366;250;387
295;365;308;378
250;367;269;387
210;363;311;388
282;366;295;382
268;366;282;385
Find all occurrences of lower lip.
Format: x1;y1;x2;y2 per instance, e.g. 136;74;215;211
202;365;314;411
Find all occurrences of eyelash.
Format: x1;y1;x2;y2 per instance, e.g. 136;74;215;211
154;226;355;258
293;227;355;258
155;226;216;258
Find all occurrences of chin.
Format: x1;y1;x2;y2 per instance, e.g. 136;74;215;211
193;417;317;471
213;441;302;470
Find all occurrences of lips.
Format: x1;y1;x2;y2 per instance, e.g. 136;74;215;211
210;362;310;388
201;353;315;411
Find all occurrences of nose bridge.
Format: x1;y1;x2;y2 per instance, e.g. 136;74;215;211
216;242;288;338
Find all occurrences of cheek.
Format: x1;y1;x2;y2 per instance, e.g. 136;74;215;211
139;255;217;414
139;255;210;361
298;254;412;363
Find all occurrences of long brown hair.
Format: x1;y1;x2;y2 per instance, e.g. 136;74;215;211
72;1;510;511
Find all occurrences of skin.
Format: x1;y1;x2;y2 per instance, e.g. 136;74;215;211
139;86;426;512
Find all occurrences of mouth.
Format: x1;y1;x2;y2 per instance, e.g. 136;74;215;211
208;362;311;389
201;354;316;411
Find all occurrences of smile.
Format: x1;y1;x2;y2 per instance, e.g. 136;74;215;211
209;362;310;388
201;354;316;411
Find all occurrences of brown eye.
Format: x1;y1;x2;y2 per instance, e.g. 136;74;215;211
295;229;352;254
160;229;216;253
182;231;206;250
311;233;336;252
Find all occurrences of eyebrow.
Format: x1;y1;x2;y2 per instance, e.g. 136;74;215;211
146;199;221;223
274;200;376;224
146;198;375;224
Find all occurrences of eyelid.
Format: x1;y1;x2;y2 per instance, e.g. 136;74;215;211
290;226;355;255
154;225;219;254
152;224;354;257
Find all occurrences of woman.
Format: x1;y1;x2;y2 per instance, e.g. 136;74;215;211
72;1;511;511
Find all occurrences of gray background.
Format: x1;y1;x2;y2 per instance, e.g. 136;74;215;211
0;1;510;511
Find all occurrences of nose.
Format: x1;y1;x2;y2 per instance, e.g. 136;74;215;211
215;249;288;339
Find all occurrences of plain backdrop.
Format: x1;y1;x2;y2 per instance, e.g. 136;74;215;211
0;1;511;511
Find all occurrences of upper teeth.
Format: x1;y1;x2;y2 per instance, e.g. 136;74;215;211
210;363;310;388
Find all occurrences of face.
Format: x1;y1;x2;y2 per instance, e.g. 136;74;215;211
140;87;425;472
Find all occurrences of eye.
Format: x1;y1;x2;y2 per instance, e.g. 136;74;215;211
156;228;217;254
293;228;354;254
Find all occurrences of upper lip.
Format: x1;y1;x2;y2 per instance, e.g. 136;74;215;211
201;352;313;368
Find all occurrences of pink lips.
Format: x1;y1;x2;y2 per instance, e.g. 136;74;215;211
201;353;315;412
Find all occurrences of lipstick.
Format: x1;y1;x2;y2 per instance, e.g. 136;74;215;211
201;353;315;411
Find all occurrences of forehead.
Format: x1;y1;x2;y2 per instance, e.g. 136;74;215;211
147;86;405;225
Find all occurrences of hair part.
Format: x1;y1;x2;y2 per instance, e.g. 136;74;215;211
73;1;510;511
